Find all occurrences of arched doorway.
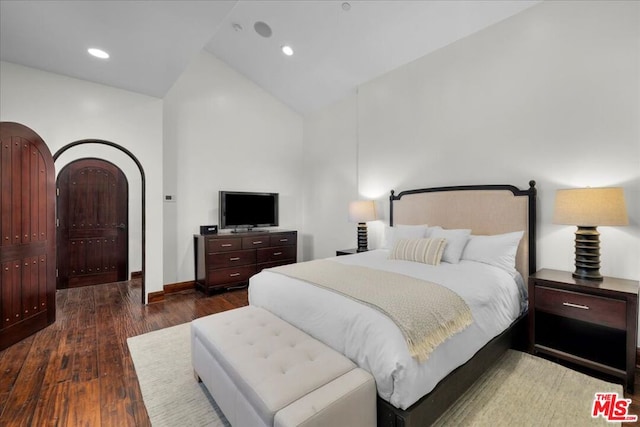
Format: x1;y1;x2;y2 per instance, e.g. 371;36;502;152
57;158;129;289
53;140;146;304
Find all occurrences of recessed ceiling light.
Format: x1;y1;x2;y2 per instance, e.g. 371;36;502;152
281;45;294;56
342;2;351;11
88;48;109;59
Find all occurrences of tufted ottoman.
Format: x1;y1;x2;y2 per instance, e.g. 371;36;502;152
191;306;376;427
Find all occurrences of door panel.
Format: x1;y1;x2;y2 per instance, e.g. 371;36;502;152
57;159;128;288
0;122;56;351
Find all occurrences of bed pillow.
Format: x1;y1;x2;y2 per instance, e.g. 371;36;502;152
461;231;524;274
382;224;428;249
388;238;447;265
428;227;471;264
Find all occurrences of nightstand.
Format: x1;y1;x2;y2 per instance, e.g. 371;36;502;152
529;269;639;393
336;248;366;256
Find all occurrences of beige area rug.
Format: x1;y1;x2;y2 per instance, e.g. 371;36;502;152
127;323;230;427
128;322;623;427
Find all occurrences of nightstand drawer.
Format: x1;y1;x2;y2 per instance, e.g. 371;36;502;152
535;286;626;330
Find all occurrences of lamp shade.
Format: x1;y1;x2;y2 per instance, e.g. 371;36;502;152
348;200;376;223
553;187;628;226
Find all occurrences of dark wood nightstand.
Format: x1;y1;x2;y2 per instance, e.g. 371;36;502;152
336;248;366;256
528;269;639;393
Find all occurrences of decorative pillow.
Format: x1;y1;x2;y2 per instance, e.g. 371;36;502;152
461;231;524;274
389;238;447;265
382;224;428;249
428;227;471;264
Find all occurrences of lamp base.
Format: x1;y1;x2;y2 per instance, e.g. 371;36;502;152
356;223;368;252
572;226;603;281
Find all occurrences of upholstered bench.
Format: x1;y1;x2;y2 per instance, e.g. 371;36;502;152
191;306;376;427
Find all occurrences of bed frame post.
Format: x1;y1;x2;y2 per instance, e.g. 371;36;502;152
527;180;537;275
389;190;396;227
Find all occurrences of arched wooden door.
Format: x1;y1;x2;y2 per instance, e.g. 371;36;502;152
57;159;128;288
0;122;56;351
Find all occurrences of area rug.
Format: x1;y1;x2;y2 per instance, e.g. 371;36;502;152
127;323;230;427
128;322;624;426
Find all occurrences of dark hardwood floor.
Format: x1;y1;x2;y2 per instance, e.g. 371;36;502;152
1;280;638;426
0;279;247;427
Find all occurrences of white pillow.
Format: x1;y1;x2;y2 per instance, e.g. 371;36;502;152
382;224;428;249
428;227;471;264
461;231;524;274
388;238;447;265
424;226;443;238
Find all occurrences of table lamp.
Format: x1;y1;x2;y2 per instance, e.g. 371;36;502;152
349;200;376;252
553;187;628;281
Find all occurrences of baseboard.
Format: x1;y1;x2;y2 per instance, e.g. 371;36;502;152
147;291;164;304
637;348;639;368
131;271;143;279
147;281;196;304
164;280;195;295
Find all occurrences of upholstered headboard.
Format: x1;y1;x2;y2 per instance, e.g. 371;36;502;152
390;181;537;277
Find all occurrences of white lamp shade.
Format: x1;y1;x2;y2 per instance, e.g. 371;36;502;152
349;200;376;223
553;187;629;226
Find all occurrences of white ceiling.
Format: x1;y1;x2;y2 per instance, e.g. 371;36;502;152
0;0;539;114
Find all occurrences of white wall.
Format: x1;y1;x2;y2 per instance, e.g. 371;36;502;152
304;0;640;281
163;52;304;283
301;96;359;260
0;61;163;301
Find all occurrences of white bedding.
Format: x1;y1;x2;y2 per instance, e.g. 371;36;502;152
248;249;524;410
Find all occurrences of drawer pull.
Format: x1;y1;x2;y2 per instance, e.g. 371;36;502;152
273;252;282;256
253;241;263;245
229;257;240;261
221;244;232;247
229;272;240;277
562;302;589;310
280;239;288;242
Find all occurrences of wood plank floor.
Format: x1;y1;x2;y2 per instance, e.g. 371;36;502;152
1;279;639;426
0;279;247;427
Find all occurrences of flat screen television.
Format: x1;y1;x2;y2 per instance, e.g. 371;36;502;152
219;191;279;231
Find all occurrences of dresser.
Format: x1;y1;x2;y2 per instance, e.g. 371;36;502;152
528;269;638;392
194;230;297;294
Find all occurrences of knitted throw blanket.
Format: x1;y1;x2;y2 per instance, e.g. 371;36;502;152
268;259;473;362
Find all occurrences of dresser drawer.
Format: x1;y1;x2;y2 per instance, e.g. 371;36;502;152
206;237;241;252
242;235;270;249
535;286;626;330
207;249;256;268
207;265;256;286
270;232;296;247
257;246;296;264
258;260;295;271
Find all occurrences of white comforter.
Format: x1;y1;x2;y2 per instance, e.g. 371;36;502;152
248;249;523;410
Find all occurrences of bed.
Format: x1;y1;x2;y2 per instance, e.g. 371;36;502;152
249;181;537;426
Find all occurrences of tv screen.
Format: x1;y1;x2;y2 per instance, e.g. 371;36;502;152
219;191;279;230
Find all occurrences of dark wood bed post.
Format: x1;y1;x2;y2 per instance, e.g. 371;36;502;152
380;181;537;427
527;180;537;275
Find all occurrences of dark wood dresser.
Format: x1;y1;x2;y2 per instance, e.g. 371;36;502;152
194;230;297;294
529;268;639;392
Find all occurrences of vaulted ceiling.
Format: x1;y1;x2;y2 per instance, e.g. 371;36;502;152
0;1;539;114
